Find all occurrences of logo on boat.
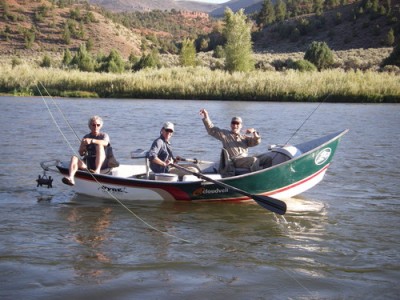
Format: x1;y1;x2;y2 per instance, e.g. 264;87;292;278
315;148;332;165
193;187;229;196
99;185;128;194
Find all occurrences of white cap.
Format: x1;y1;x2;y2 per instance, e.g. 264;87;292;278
163;122;174;132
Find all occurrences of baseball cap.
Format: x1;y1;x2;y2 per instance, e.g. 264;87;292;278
231;116;242;123
163;122;174;132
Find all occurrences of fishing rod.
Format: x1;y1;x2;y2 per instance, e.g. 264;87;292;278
284;94;331;145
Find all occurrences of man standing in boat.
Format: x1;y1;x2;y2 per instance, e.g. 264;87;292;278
148;122;197;177
199;109;272;172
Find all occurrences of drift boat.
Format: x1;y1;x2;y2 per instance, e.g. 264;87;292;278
40;130;347;211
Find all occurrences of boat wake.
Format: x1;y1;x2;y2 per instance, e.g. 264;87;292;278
273;197;328;233
284;197;326;214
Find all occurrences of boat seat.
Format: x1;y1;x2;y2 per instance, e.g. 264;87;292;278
131;149;151;179
218;148;250;177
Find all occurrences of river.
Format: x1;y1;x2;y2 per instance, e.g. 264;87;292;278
0;96;399;299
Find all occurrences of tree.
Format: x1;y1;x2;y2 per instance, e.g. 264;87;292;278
70;44;94;72
86;37;94;51
24;27;35;49
133;49;161;71
98;49;125;73
275;0;287;22
382;43;400;67
180;39;197;67
304;41;334;70
213;45;225;58
386;28;395;46
313;0;324;15
256;0;276;28
223;8;255;72
62;49;72;66
62;23;71;45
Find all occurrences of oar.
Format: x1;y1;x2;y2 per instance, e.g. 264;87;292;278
177;157;214;164
171;163;287;215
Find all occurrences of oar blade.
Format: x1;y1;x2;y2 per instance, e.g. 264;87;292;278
252;195;287;215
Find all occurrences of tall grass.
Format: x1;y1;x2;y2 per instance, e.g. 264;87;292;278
0;62;399;102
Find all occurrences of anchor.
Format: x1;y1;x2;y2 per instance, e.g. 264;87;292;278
37;159;60;188
36;173;53;188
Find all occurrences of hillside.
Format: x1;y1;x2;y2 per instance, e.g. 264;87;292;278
0;0;398;61
0;0;142;57
0;0;215;58
254;2;400;52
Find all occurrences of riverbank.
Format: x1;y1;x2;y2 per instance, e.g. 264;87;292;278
1;59;399;103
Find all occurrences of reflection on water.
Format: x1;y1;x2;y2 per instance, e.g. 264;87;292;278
56;201;113;281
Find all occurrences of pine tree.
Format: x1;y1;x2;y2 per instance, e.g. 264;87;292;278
275;0;287;22
256;0;276;28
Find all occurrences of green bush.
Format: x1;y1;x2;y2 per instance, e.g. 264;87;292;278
213;45;225;58
386;28;395;46
133;50;161;71
62;49;72;66
40;54;52;68
290;59;317;72
97;49;125;73
11;57;22;69
304;41;334;70
70;44;95;72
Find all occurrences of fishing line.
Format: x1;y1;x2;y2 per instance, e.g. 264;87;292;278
272;214;315;296
38;82;82;143
37;84;80;157
36;82;191;244
284;94;331;145
268;95;331;297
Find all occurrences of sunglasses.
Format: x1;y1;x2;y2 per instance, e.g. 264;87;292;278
164;129;174;133
92;123;101;127
231;121;240;125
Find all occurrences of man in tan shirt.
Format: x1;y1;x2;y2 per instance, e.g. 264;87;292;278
199;109;271;172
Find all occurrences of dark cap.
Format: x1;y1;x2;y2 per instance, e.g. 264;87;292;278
231;116;242;123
